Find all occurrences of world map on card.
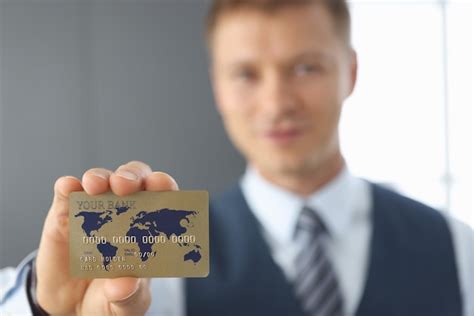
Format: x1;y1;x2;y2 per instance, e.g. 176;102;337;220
75;207;202;270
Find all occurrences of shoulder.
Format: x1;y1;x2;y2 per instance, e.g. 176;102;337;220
444;215;474;295
368;182;469;264
209;184;248;219
446;215;474;255
211;184;244;208
370;183;451;233
370;183;474;280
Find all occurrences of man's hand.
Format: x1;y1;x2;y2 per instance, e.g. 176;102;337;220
35;161;178;315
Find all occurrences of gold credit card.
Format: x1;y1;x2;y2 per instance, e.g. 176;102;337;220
69;191;209;278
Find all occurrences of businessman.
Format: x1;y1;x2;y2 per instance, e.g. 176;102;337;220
1;0;473;315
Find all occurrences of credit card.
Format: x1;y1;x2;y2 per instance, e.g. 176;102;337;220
69;191;209;278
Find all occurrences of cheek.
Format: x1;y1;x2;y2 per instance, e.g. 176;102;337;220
217;91;256;141
298;85;342;137
218;84;256;123
225;110;252;134
298;87;336;122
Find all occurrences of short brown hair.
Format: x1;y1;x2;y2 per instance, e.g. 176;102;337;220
206;0;352;47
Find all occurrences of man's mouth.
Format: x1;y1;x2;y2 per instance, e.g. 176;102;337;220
264;127;304;145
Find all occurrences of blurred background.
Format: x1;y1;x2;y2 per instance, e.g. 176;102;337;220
0;0;472;268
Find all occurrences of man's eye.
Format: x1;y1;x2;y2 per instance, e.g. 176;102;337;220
294;63;320;76
233;69;257;81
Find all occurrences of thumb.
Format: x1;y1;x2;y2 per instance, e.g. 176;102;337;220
104;278;151;316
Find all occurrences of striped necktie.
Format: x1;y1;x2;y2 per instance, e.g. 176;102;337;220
293;206;344;316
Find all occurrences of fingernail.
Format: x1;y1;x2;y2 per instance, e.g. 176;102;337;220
170;177;179;190
116;170;138;181
153;171;179;190
91;170;109;180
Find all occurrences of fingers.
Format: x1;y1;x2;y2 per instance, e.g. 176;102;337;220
43;175;83;242
82;168;113;195
145;171;179;191
110;161;153;196
43;167;113;242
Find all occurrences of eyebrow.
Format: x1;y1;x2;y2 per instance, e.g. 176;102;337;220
221;51;334;70
289;51;333;63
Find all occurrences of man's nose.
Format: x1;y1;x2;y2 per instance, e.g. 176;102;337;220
259;73;299;118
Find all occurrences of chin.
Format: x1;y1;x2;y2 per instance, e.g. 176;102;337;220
261;159;311;177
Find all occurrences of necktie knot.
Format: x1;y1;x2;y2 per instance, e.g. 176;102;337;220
294;206;327;240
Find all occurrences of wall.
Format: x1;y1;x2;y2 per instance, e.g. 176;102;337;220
0;0;245;268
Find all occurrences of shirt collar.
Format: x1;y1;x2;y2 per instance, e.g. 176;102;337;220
240;166;365;246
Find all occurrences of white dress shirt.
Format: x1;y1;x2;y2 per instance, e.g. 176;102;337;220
1;167;473;315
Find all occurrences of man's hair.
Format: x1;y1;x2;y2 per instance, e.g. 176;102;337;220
206;0;351;47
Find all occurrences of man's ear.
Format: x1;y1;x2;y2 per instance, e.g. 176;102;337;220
348;49;358;96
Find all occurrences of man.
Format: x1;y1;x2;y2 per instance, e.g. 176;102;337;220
1;0;473;315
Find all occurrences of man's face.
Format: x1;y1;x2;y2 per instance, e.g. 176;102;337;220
210;4;357;179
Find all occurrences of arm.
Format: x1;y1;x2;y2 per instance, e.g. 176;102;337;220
0;251;36;314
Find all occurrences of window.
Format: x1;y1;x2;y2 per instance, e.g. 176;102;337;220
341;1;473;227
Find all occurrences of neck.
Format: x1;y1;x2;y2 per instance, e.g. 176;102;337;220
254;154;345;197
